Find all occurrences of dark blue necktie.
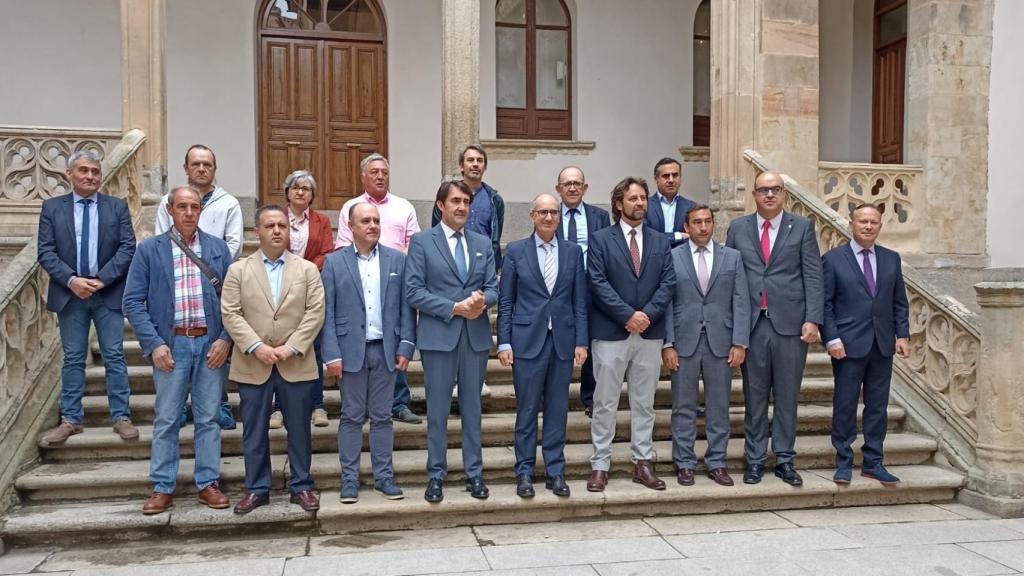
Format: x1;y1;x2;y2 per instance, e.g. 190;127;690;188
78;198;93;276
454;232;468;281
568;208;579;244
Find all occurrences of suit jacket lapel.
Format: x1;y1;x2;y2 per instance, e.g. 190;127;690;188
94;194;106;256
252;254;276;309
610;225;633;273
465;233;479;283
525;235;547;290
555;239;573;293
843;243;874;298
747;215;765;265
680;246;702;295
64;195;77;256
431;226;462;280
158;235;175;293
276;253;299;310
672;198;686;234
638;227;653;277
342;247;366;307
705;242;724;295
769;213;794;264
378;246;391;298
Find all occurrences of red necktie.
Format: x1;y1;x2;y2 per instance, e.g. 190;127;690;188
629;229;641;276
760;219;771;308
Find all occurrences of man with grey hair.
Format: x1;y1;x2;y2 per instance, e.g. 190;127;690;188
335;153;423;424
38;150;138;445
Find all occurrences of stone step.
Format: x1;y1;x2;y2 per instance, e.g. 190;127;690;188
16;432;937;501
40;403;905;462
81;378;840;426
81;353;837;396
0;464;965;547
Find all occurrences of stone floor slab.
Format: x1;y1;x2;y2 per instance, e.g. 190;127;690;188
663;526;861;558
0;549;50;575
935;503;1000;520
308;527;477;555
70;558;287;576
776;503;962;526
473;519;656;545
424;567;599;576
643;511;796;535
833;519;1024;547
1002;518;1024;536
38;537;307;571
963;540;1024;572
284;547;489;576
594;554;814;576
785;543;1019;576
482;536;681;569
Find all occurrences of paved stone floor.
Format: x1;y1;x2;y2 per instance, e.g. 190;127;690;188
2;503;1024;575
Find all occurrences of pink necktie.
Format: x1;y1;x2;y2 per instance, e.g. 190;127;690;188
760;219;771;308
697;246;709;295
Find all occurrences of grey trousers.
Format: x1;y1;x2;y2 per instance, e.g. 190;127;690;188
670;333;733;470
741;313;808;465
338;341;397;484
590;333;662;470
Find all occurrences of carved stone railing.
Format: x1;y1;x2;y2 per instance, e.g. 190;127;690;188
747;149;979;471
100;129;148;239
817;161;923;253
0;126;121;204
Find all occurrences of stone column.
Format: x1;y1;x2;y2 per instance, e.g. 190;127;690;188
441;0;480;178
710;0;819;232
120;0;167;200
961;268;1024;518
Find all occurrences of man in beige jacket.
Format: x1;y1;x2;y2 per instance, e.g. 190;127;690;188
221;204;325;514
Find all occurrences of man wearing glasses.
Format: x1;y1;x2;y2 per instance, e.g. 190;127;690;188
725;171;823;488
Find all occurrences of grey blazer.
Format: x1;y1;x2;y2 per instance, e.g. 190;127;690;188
320;245;416;373
666;242;750;358
405;224;498;353
725;212;824;336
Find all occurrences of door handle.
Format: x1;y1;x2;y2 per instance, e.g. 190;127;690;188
346;143;361;149
285;141;301;146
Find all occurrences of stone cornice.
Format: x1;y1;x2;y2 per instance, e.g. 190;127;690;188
480;139;595;160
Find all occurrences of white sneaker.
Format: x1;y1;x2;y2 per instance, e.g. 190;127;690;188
269;410;283;429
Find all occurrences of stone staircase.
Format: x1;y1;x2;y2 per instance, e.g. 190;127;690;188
0;311;965;546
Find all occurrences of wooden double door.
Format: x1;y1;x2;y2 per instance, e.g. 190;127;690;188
259;37;386;211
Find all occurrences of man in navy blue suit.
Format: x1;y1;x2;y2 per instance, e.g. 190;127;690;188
644;158;697;249
585;177;676;493
37;151;137;446
822;203;910;486
498;193;588;499
554;166;610;418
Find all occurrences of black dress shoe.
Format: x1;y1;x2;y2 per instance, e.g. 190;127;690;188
545;475;570;497
696;405;707;418
774;462;803;487
465;476;490;499
743;463;765;484
584;406;593;418
516;474;535;498
424;478;444;503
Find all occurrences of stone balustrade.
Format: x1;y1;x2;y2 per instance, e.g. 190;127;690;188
817;161;924;253
746;149;979;471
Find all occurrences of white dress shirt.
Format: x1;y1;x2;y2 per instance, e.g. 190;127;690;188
439;221;470;267
755;212;784;252
690;240;714;275
619;219;644;258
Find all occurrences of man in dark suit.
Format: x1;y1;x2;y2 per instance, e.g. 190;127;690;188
322;203;416;504
585;177;676;493
554;166;611;418
645;158;697;249
663;205;749;487
498;193;588;499
822;203;910;486
37;151;138;446
123;186;233;515
406;180;498;503
726;171;823;487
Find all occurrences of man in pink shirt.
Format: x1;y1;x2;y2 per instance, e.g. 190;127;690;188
335;153;423;424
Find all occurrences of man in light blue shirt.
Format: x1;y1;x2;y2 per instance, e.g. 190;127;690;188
645;158;697;249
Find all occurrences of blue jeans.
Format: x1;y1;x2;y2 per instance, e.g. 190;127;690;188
150;335;226;494
57;296;130;423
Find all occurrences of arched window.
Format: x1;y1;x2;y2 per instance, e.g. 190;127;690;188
692;0;710;147
495;0;572;140
262;0;384;36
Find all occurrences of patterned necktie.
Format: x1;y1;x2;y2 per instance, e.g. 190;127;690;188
542;242;556;294
78;198;93;276
760;219;771;308
567;208;579;244
453;231;468;281
697;245;710;295
862;249;876;297
629;229;641;276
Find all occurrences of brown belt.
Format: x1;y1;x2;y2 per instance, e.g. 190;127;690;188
174;327;208;337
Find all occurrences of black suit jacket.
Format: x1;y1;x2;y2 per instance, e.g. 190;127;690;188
37;192;136;313
821;243;910;358
587;223;676;341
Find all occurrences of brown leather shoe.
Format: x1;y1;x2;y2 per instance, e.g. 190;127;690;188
234;492;269;515
40;420;84;447
290;490;320;511
198;484;230;509
586;470;608;492
707;467;735;486
676;467;695;486
142;492;174;515
633;460;666;490
113;417;140;440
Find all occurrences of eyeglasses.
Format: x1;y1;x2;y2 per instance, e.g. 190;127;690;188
290;186;314;193
754;186;783;196
558;181;585;189
532;209;560;218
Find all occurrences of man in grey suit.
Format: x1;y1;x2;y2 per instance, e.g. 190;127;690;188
322;203;416;504
726;171;823;487
663;205;749;487
406;179;498;503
